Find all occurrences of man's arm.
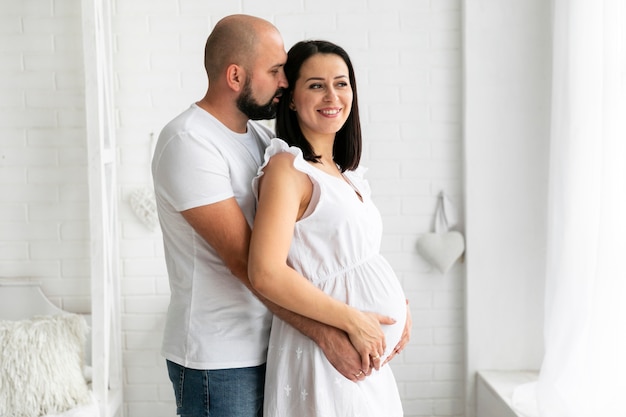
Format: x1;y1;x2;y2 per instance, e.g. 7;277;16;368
181;198;366;381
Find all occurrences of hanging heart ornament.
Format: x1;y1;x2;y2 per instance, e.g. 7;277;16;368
416;192;465;273
416;230;465;273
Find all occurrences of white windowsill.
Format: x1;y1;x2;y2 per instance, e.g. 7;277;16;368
477;370;539;417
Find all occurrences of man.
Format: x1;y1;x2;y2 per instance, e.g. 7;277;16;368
152;14;410;417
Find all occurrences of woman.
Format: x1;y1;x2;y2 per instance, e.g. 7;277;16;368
248;40;408;417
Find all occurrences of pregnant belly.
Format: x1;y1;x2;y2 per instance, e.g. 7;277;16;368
373;288;406;362
320;257;407;362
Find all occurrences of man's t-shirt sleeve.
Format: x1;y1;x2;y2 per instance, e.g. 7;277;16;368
154;131;234;212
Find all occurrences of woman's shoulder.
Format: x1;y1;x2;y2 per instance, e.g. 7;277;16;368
264;149;297;171
264;138;298;157
262;138;310;172
253;138;310;196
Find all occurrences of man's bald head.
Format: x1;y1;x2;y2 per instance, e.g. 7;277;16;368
204;15;279;82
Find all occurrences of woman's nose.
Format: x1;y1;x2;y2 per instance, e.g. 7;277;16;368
324;87;338;101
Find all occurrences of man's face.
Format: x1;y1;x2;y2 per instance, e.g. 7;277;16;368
236;77;284;120
236;30;288;120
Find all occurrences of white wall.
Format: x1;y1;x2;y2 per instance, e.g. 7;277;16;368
0;0;90;311
463;1;551;416
2;1;464;416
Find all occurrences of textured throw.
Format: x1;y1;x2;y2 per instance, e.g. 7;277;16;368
0;314;91;417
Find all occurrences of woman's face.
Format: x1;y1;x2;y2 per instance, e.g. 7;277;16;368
290;53;353;140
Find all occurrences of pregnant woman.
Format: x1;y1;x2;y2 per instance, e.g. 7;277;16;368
248;40;409;417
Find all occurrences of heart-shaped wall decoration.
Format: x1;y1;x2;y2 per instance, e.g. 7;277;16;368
416;231;465;273
130;186;159;231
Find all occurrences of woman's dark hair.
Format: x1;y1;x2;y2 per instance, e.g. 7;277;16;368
275;40;362;172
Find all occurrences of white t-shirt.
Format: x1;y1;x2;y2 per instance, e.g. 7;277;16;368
152;104;273;369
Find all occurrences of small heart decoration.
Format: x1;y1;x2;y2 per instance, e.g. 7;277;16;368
416;231;465;273
130;187;159;230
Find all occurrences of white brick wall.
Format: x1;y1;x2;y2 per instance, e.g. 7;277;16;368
1;0;464;416
0;0;91;312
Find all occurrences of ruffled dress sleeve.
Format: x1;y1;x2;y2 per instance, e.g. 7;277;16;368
252;138;312;200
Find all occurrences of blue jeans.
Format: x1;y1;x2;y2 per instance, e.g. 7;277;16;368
166;360;265;417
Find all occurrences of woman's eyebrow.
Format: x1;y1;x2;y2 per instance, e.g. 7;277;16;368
304;75;348;82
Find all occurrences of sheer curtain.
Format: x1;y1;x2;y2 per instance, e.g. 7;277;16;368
513;1;626;416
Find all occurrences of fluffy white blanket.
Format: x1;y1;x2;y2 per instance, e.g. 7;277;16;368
0;314;92;417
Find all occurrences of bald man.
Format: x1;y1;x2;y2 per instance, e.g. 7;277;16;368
152;15;368;417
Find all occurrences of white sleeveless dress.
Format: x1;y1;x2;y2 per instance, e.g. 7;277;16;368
253;139;406;417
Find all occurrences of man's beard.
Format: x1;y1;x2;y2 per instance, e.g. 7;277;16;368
236;79;283;120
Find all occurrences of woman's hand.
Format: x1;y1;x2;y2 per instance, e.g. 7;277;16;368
346;310;396;372
383;300;412;366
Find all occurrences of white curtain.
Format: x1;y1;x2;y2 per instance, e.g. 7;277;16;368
513;1;626;416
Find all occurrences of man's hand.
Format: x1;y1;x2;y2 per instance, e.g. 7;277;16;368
317;325;367;382
383;300;412;366
321;300;412;379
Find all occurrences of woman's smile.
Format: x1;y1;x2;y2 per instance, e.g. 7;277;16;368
318;107;342;116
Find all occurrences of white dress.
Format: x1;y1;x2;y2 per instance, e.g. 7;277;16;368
253;139;407;417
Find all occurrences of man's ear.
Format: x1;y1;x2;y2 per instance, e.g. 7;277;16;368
225;64;245;92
